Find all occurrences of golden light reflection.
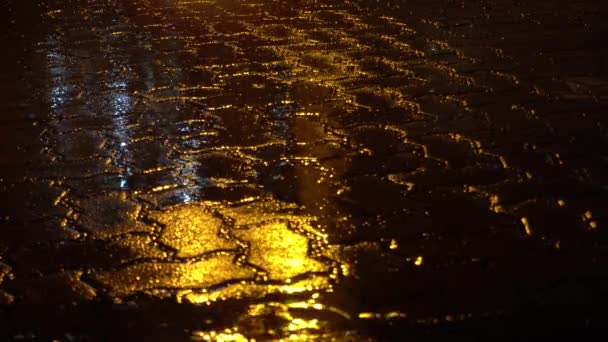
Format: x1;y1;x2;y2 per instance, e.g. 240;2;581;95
219;199;302;227
93;195;336;302
288;318;320;332
521;217;532;236
189;298;348;341
177;275;331;304
149;204;236;258
94;254;255;297
581;210;599;230
287;301;351;320
358;311;407;320
191;307;328;341
234;222;328;280
389;239;398;250
191;329;248;342
584;211;593;220
91;188;343;339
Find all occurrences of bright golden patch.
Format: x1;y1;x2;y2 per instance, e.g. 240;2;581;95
94;254;254;297
235;222;328;280
150;204;236;258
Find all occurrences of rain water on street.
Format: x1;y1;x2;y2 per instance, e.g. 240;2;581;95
1;0;607;340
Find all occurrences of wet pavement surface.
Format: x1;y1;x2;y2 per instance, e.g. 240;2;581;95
1;0;608;340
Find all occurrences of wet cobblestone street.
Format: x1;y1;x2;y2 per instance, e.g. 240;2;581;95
1;0;608;340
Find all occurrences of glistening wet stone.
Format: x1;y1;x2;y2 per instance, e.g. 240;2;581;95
1;0;608;340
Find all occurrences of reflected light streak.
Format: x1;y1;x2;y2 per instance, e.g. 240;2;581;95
45;37;69;112
110;81;133;190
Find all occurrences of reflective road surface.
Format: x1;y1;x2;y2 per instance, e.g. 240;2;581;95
1;0;608;340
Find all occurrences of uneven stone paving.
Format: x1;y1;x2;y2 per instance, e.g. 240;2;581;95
1;0;607;340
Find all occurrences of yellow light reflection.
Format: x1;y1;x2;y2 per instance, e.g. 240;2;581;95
191;329;248;342
234;222;328;280
149;204;236;258
288;318;319;332
359;311;407;320
178;275;331;304
94;254;254;297
521;217;532;236
95;194;336;302
389;239;398;250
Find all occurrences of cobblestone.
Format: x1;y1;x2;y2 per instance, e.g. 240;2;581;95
1;0;607;340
